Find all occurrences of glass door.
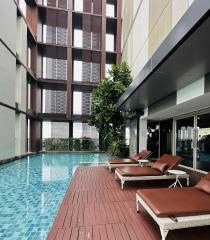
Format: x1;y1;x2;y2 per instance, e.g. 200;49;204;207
160;119;173;156
147;121;160;158
176;117;194;168
196;113;210;171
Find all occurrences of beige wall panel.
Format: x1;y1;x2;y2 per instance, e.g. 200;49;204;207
148;0;172;58
131;0;149;78
16;17;27;65
132;43;148;78
0;44;16;106
122;36;133;68
0;106;15;160
121;0;133;48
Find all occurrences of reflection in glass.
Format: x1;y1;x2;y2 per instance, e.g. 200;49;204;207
160;119;172;156
176;117;194;167
147;121;159;158
197;113;210;171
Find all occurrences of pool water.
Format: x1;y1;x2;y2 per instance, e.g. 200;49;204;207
0;153;109;240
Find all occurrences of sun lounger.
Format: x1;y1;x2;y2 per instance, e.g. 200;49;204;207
115;154;189;189
107;150;152;172
136;173;210;240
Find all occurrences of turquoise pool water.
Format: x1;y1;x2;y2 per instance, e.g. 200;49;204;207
0;153;109;240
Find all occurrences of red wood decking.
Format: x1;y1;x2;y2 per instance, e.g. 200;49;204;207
48;167;210;240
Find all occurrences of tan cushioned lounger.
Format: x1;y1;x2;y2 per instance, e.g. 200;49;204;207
116;167;163;177
137;187;210;218
108;159;138;164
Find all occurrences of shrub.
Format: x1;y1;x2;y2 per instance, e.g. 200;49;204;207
73;139;81;151
81;138;89;150
69;138;73;151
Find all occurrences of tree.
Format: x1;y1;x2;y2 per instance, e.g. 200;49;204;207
89;62;132;156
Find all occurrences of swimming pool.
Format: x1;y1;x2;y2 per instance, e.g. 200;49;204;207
0;153;109;240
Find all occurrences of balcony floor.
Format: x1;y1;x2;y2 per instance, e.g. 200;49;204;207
48;167;210;240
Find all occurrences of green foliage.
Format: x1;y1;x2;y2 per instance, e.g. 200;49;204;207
42;138;96;151
82;138;90;150
89;62;132;156
73;139;81;151
69;138;73;151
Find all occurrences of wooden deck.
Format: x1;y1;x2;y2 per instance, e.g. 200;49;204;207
48;167;210;240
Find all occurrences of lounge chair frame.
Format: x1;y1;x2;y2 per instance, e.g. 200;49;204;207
107;150;152;172
136;193;210;240
115;170;189;190
107;162;141;172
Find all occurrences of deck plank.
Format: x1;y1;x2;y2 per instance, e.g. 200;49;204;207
48;166;210;240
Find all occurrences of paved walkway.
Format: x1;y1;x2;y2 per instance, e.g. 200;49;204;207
48;167;210;240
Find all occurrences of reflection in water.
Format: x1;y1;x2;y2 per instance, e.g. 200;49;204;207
0;153;109;239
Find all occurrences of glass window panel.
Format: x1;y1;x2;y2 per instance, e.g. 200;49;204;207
106;4;115;17
42;121;69;138
160;119;172;156
74;29;83;47
106;34;115;52
147;121;160;158
105;64;112;78
74;0;83;11
73;61;82;81
73;122;99;147
176;117;194;168
197;113;210;171
73;92;82;114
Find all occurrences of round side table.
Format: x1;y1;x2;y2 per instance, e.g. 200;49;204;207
168;170;186;188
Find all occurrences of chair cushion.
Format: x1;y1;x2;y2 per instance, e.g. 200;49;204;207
108;159;137;164
195;179;210;194
151;162;168;172
116;166;163;177
155;154;183;172
131;150;152;161
137;187;210;217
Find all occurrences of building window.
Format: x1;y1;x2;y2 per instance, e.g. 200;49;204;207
27;118;31;152
73;29;83;48
73;92;82;115
43;25;67;45
176;117;194;168
125;127;130;145
42;89;67;114
106;4;115;17
27;83;31;109
106;34;115;52
73;92;92;115
73;61;82;81
105;64;112;78
27;48;31;69
73;122;99;148
42;121;69;139
42;57;67;80
74;0;83;11
196;113;210;172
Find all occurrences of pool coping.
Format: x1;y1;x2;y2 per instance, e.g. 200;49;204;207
0;151;111;165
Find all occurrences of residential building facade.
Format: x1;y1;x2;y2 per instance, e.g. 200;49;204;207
118;0;210;179
0;0;121;161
